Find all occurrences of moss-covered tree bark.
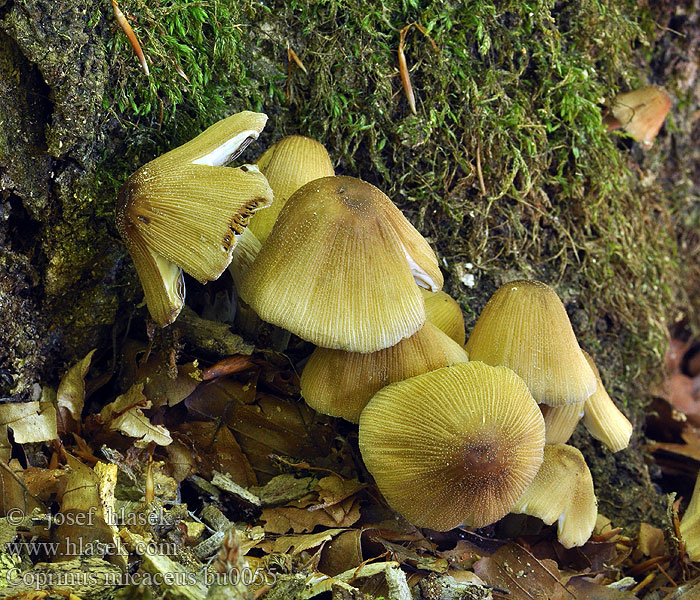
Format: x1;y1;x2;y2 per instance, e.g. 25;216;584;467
0;0;698;530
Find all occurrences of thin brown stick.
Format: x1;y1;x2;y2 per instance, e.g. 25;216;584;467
398;23;439;115
287;47;308;74
398;25;416;114
476;140;486;195
112;0;149;76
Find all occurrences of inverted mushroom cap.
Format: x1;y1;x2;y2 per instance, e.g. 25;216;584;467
239;175;444;352
421;289;466;346
301;321;468;423
465;280;596;406
359;361;545;530
248;135;335;243
582;351;633;452
608;85;672;149
541;402;584;445
511;444;597;549
126;232;186;327
116;111;274;287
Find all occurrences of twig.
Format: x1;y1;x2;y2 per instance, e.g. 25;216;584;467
112;0;150;76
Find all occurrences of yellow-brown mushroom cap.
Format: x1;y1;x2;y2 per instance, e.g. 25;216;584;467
115;111;273;286
248;135;335;244
511;444;597;549
421;289;466;346
465;280;596;406
541;402;584;445
680;470;700;561
301;321;468;423
239;175;444;352
582;351;633;452
359;361;545;530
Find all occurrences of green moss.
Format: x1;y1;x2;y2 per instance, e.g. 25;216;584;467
104;0;680;410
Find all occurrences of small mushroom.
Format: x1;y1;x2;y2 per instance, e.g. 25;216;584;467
540;402;585;444
248;135;335;244
680;470;700;561
359;361;545;530
300;321;468;423
511;444;597;549
116;111;274;325
605;85;672;149
228;227;262;290
239;175;443;352
465;280;596;406
421;288;466;346
582;351;633;452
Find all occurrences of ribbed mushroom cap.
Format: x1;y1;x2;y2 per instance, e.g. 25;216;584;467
359;361;545;530
239;175;443;352
126;232;186;327
248;135;335;243
680;470;700;561
116;111;273;285
228;228;261;290
541;402;584;445
582;352;633;452
301;321;468;423
609;86;671;149
512;444;597;549
421;289;466;346
465;280;596;406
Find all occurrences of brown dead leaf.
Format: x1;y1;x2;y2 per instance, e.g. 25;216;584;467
140;358;201;409
648;426;700;464
377;538;449;573
202;355;257;380
0;401;58;444
311;475;365;510
259;527;346;555
55;453;127;567
656;373;700;421
163;439;197;483
260;496;361;534
666;338;691;373
99;384;172;447
186;377;334;481
173;421;256;486
638;523;666;557
0;458;45;516
24;466;69;499
473;543;573;600
319;529;364;576
56;349;96;422
566;576;637;599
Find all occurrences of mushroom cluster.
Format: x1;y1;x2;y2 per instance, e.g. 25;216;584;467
116;117;634;549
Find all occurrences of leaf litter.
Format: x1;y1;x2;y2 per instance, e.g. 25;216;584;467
0;328;699;600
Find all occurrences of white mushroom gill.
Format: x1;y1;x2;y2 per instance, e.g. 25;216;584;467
191;130;261;166
402;242;439;292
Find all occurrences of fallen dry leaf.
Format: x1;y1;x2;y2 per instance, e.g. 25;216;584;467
318;529;364;576
56;349;96;422
258;527;346;555
566;576;637;599
260;496;361;534
99;384;172;447
0;401;58;444
473;543;571;600
0;458;45;516
637;522;666;557
172;421;256;486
